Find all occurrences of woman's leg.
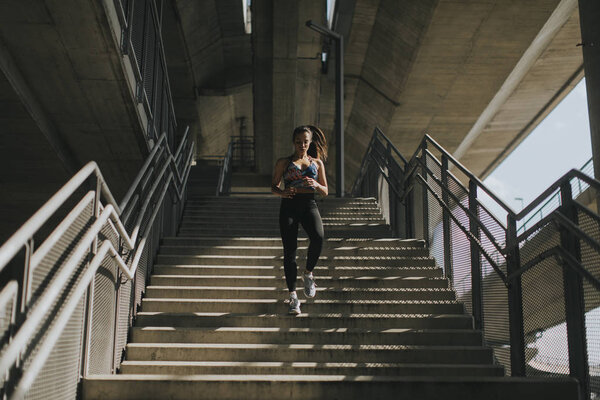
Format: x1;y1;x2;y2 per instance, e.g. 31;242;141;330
279;202;299;292
300;202;324;272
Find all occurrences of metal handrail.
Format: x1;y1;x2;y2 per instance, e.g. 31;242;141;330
0;128;192;274
217;141;234;196
0;126;194;398
372;127;408;165
516;159;594;233
416;174;509;284
353;126;599;398
424;134;515;216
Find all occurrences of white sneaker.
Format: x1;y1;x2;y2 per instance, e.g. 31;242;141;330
288;293;301;314
303;272;316;298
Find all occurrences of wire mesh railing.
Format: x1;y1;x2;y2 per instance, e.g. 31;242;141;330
353;127;600;400
0;128;194;400
517;158;594;234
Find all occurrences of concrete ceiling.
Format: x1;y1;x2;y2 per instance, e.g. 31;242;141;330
162;0;585;190
337;0;583;188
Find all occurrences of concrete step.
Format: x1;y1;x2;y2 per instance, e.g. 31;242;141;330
181;216;388;224
124;343;494;364
151;265;442;278
183;206;384;214
144;286;456;301
82;375;579;400
118;361;504;377
161;237;425;248
183;210;384;218
154;255;434;267
177;228;393;238
179;221;391;229
140;298;464;314
134;312;474;330
149;275;448;289
157;245;429;257
185;196;377;204
129;327;483;346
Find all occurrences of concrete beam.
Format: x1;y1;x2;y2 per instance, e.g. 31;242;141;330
0;36;79;175
453;0;577;163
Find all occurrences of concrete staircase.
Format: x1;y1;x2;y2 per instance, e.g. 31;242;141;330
83;196;578;399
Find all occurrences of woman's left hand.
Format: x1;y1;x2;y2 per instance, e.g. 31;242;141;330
303;177;319;189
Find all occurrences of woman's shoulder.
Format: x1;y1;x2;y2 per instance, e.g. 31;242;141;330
313;158;325;169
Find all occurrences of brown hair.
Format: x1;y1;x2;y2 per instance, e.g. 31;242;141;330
292;125;328;161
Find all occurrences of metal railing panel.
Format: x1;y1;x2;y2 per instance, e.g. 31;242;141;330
23;295;85;400
0;124;193;399
522;257;569;378
87;261;117;375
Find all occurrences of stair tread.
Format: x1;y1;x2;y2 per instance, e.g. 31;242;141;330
136;312;470;319
157;255;432;259
126;343;489;351
146;285;451;291
120;360;499;368
151;274;440;279
88;374;575;383
131;327;477;334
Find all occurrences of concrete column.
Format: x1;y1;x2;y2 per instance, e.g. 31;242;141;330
272;1;299;162
252;0;274;175
578;0;600;180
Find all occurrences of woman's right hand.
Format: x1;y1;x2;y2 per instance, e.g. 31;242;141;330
281;187;296;198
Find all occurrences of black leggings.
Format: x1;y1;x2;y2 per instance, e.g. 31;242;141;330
279;196;324;292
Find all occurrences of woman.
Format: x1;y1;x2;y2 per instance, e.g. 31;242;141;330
271;125;328;314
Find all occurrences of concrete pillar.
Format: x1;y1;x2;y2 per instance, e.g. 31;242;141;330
578;0;600;181
272;1;299;162
252;0;274;175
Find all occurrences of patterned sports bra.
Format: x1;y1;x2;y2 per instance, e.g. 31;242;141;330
283;156;318;189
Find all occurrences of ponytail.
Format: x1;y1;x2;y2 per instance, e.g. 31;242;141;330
307;125;328;162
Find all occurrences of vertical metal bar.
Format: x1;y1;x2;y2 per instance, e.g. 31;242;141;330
468;180;483;330
421;142;429;245
21;238;34;313
112;271;121;373
386;142;396;236
406;187;414;239
441;155;453;282
506;215;526;376
335;35;344;198
559;181;589;400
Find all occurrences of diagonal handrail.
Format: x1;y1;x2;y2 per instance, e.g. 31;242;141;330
353;126;600;396
217;141;234;196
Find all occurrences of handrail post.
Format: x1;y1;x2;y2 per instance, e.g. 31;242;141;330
21;238;34;315
386;142;397;236
559;181;589;400
468;180;483;330
421;141;429;244
506;215;525;376
441;155;453;282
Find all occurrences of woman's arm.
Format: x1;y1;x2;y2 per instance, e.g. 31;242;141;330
271;158;296;198
302;159;328;197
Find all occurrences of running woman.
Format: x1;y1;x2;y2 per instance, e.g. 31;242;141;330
271;125;328;314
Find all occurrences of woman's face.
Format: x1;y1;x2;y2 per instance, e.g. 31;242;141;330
293;131;312;156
